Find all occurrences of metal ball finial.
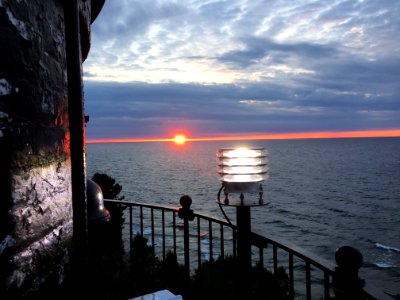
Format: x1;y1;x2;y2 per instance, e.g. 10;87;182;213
180;195;192;209
335;246;363;270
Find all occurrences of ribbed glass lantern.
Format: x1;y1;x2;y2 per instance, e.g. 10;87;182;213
216;147;269;269
217;147;268;195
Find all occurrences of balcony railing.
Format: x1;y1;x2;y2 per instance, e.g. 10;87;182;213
104;198;391;300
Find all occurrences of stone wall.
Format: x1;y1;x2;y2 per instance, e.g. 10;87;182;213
0;0;103;297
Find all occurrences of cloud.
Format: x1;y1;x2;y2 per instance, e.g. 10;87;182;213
91;1;187;44
83;0;400;139
217;36;338;68
84;78;400;139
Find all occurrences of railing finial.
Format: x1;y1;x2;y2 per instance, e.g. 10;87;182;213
178;195;194;277
180;194;192;208
179;195;194;221
334;245;365;300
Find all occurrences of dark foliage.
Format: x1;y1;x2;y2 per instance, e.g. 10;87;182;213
86;173;129;299
128;234;291;300
91;172;125;244
87;222;130;300
129;234;155;296
190;256;290;300
91;173;124;200
128;234;189;298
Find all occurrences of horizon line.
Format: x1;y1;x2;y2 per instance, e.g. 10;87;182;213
86;129;400;144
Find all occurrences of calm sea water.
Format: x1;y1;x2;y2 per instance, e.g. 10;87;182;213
87;138;400;294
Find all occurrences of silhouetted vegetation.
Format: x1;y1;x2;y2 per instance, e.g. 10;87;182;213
86;173;129;299
86;174;291;299
190;257;290;300
92;172;125;232
127;234;291;300
128;234;189;297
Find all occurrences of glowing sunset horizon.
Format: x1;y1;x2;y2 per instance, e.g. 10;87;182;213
86;129;400;144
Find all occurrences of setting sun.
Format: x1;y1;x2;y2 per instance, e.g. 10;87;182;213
173;134;187;145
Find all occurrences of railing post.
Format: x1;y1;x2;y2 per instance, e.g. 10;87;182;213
237;205;252;270
178;195;194;277
333;246;365;300
236;205;252;298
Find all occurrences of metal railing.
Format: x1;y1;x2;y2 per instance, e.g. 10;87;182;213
104;198;391;300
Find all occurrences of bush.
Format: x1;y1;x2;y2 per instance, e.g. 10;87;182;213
87;174;291;299
190;256;290;300
87;173;129;299
128;234;291;300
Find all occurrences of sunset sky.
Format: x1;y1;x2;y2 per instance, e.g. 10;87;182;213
83;0;400;141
